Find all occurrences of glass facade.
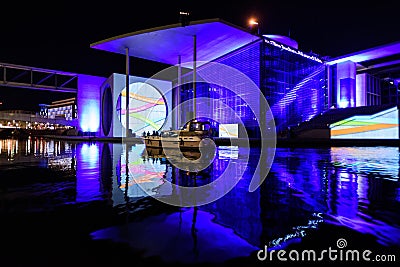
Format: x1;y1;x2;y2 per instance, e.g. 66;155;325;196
180;40;262;137
177;37;327;138
262;38;327;132
381;79;399;105
365;74;382;106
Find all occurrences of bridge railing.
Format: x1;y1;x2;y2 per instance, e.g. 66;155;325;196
0;62;78;93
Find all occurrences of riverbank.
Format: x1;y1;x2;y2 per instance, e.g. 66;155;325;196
1;139;399;266
3;133;399;147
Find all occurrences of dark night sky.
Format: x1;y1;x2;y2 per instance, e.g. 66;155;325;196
1;0;399;110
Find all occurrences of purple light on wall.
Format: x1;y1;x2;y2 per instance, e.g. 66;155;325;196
336;61;356;108
77;74;107;133
326;40;400;65
356;74;367;106
90;19;259;67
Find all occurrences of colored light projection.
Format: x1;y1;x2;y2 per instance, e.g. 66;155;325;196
117;144;171;199
330;106;399;139
219;124;239;138
117;82;167;136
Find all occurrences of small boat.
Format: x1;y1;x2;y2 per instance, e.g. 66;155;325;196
144;146;202;160
143;120;215;150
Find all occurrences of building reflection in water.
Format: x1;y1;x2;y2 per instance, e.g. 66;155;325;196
76;142;101;202
0;137;73;166
1;138;399;257
117;145;171;200
327;147;400;246
263;147;400;248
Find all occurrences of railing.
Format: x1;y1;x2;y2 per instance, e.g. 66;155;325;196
0;62;78;93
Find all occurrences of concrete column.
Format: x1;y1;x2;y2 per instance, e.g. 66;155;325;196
337;60;356;108
356;73;367;106
177;55;182;129
193;35;197;119
125;47;130;137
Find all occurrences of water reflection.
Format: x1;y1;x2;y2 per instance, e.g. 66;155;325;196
91;206;258;264
1;138;400;264
0;137;74;166
330;146;399;180
118;145;170;198
267;147;400;248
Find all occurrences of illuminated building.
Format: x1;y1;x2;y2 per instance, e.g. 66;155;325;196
178;33;326;136
1;18;399;139
91;18;327;137
326;41;400;108
98;74;172;138
39;97;77;121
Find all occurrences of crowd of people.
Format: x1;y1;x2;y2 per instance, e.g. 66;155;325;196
142;130;160;137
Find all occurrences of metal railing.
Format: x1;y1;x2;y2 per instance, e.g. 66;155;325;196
0;62;78;93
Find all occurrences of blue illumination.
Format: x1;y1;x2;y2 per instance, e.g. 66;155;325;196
91;207;258;263
3;138;400;259
263;40;326;132
90;19;259;66
180;41;262;137
263;38;322;63
326;41;400;65
180;37;326;135
76;142;101;202
80;99;100;132
336;61;356;108
77;74;106;134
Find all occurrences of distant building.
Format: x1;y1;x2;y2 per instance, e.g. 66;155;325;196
39;97;77;121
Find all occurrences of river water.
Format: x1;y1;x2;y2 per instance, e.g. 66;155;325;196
1;137;399;266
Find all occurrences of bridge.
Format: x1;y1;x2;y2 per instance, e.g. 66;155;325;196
0;62;80;128
0;62;78;93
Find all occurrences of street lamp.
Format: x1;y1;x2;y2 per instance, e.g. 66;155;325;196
179;11;190;27
248;18;260;35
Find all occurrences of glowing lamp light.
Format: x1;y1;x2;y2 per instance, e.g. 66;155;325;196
248;18;260;35
79;100;100;132
338;100;350;108
248;19;258;26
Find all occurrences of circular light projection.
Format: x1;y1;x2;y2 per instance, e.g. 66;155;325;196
117;82;167;136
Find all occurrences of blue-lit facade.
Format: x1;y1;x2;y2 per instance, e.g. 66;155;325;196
262;38;327;132
179;36;327;137
7;19;396;139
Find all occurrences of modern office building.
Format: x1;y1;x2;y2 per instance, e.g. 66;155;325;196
91;18;328;138
326;41;400;109
177;33;327;136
